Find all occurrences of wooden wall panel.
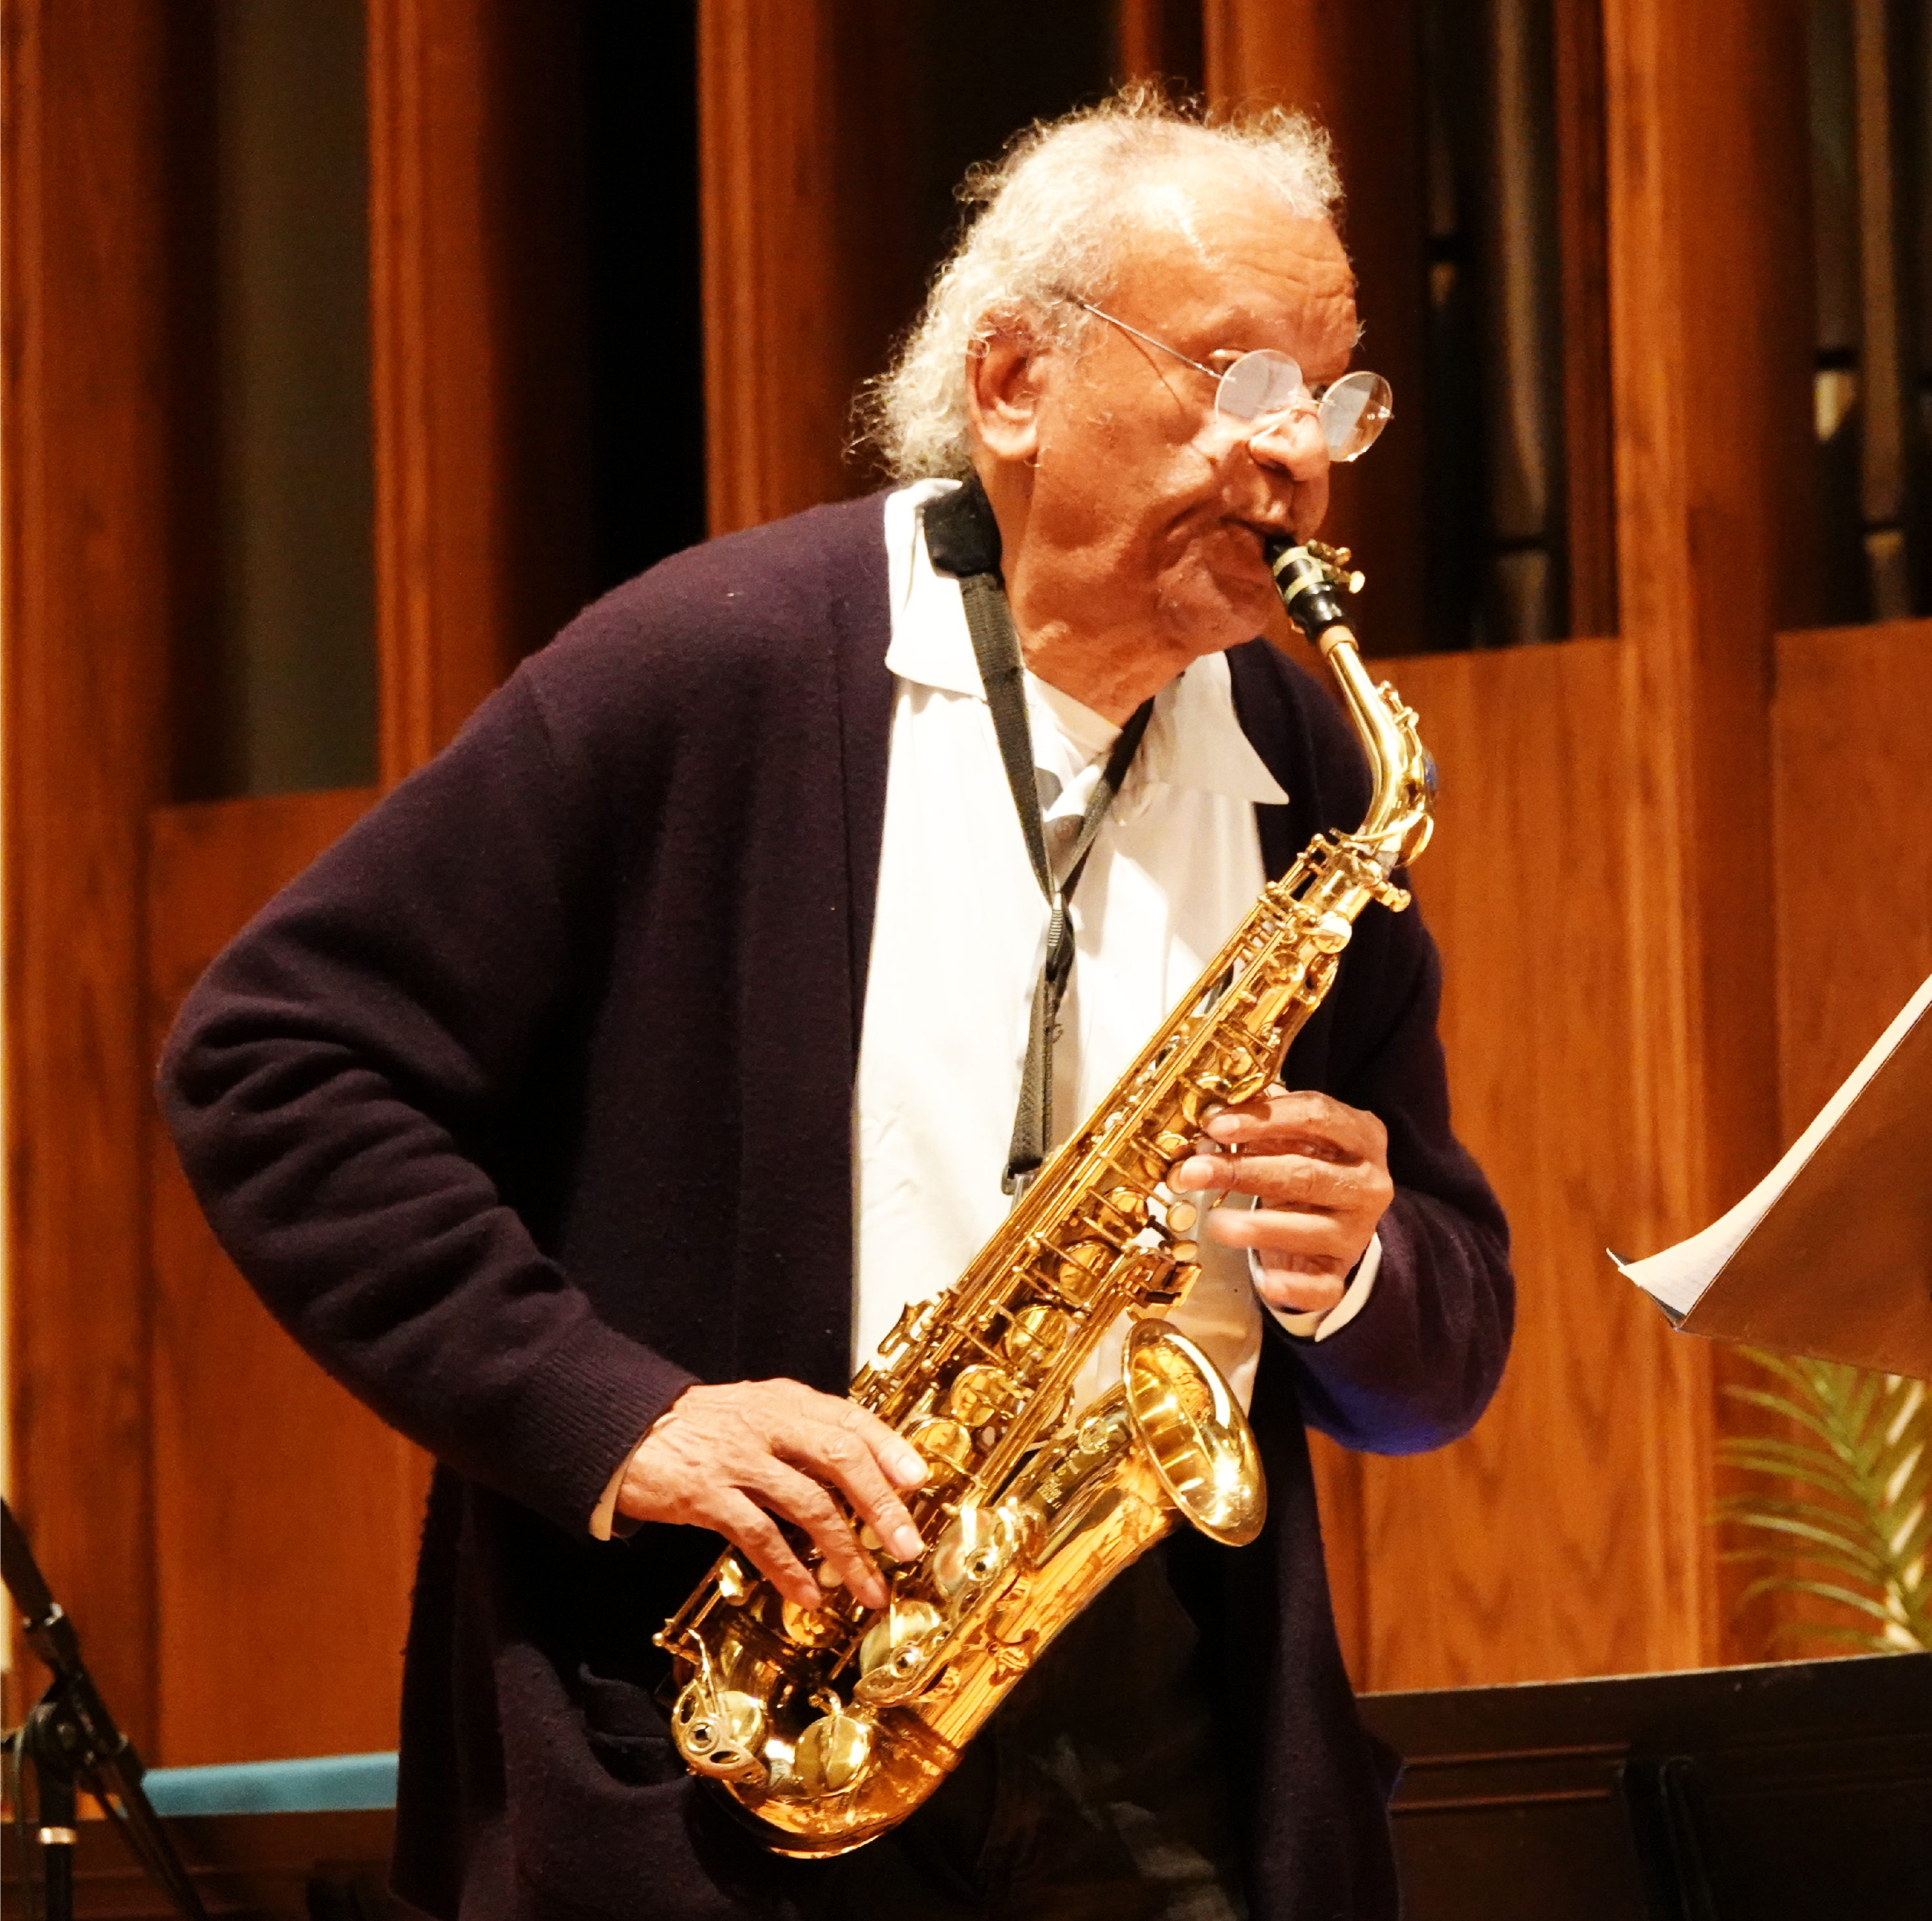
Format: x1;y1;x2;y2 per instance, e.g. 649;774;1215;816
368;0;594;779
698;1;920;536
1350;639;1710;1686
1202;0;1430;654
1750;617;1932;1656
3;0;175;1747
1772;620;1932;1127
1605;0;1820;1667
1604;0;1814;1243
1115;1;1205;86
144;791;429;1765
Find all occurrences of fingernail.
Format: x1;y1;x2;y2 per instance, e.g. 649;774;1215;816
1206;1113;1240;1139
891;1525;924;1560
892;1450;927;1486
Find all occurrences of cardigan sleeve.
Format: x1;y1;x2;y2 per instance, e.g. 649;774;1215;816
157;667;698;1536
1273;888;1515;1455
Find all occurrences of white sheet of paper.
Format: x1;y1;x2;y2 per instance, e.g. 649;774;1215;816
1613;971;1932;1316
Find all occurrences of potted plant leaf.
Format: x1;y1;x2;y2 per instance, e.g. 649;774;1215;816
1719;1351;1931;1654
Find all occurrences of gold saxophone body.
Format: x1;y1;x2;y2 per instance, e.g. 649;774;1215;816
656;538;1435;1856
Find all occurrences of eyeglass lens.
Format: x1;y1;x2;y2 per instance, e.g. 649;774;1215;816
1214;352;1393;463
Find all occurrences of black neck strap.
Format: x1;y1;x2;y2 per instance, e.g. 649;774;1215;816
923;478;1153;1195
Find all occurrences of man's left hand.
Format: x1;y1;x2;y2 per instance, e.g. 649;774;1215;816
1169;1088;1393;1316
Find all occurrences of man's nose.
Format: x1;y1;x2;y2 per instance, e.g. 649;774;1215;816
1245;406;1330;480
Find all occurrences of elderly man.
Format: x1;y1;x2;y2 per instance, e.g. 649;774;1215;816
164;95;1510;1921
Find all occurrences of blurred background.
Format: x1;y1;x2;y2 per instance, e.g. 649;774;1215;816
4;0;1929;1773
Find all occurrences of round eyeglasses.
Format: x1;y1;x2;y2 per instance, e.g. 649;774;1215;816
1074;301;1393;463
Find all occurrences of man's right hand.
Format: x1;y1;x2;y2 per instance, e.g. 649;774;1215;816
615;1379;928;1612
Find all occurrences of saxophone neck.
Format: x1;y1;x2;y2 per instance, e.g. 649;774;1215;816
1265;536;1435;873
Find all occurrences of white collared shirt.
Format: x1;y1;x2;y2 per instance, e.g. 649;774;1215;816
590;483;1379;1537
852;480;1378;1414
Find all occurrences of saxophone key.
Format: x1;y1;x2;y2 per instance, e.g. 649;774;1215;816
1141;1128;1193;1178
945;1363;1023;1429
1001;1304;1073;1376
791;1694;878;1797
1054;1240;1115;1303
779;1598;843;1649
857;1597;944;1682
905;1415;975;1486
670;1681;769;1783
931;1505;1018;1599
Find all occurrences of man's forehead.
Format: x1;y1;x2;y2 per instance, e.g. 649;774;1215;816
1102;172;1356;356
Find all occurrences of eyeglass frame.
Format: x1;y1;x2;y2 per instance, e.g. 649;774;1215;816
1068;298;1390;462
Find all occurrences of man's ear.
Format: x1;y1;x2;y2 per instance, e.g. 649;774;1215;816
965;315;1047;466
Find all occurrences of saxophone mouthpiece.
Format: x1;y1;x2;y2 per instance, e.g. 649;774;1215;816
1266;537;1354;645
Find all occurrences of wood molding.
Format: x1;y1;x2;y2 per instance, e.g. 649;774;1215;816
699;3;853;535
1553;0;1616;638
366;0;592;781
366;0;448;782
2;0;174;1747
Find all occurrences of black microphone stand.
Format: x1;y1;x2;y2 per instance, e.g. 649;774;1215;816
2;1499;207;1921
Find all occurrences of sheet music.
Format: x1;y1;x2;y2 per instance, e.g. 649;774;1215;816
1613;971;1932;1317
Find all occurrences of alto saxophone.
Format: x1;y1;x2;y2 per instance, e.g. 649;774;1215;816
658;538;1435;1855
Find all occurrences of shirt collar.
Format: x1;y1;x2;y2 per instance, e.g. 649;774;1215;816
882;480;1289;809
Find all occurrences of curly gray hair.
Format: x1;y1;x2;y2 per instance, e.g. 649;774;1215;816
859;88;1343;482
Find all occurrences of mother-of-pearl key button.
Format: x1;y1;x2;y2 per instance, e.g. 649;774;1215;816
1167;1201;1199;1234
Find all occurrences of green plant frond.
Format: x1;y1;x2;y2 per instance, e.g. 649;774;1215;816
1773;1619;1906;1656
1723;1491;1886;1553
1718;1444;1866;1503
1897;1590;1932;1643
1738;1575;1908;1627
1730;1349;1814;1396
1723;1522;1886;1576
1723;1385;1864;1457
1719;1347;1932;1655
1885;1379;1927;1446
1885;1497;1930;1564
1876;1437;1927;1506
1844;1368;1884;1445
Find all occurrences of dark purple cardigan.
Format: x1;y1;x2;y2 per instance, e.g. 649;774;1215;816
160;494;1512;1921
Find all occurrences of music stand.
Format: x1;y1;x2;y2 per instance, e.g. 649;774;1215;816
1;1499;207;1921
1614;972;1932;1379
